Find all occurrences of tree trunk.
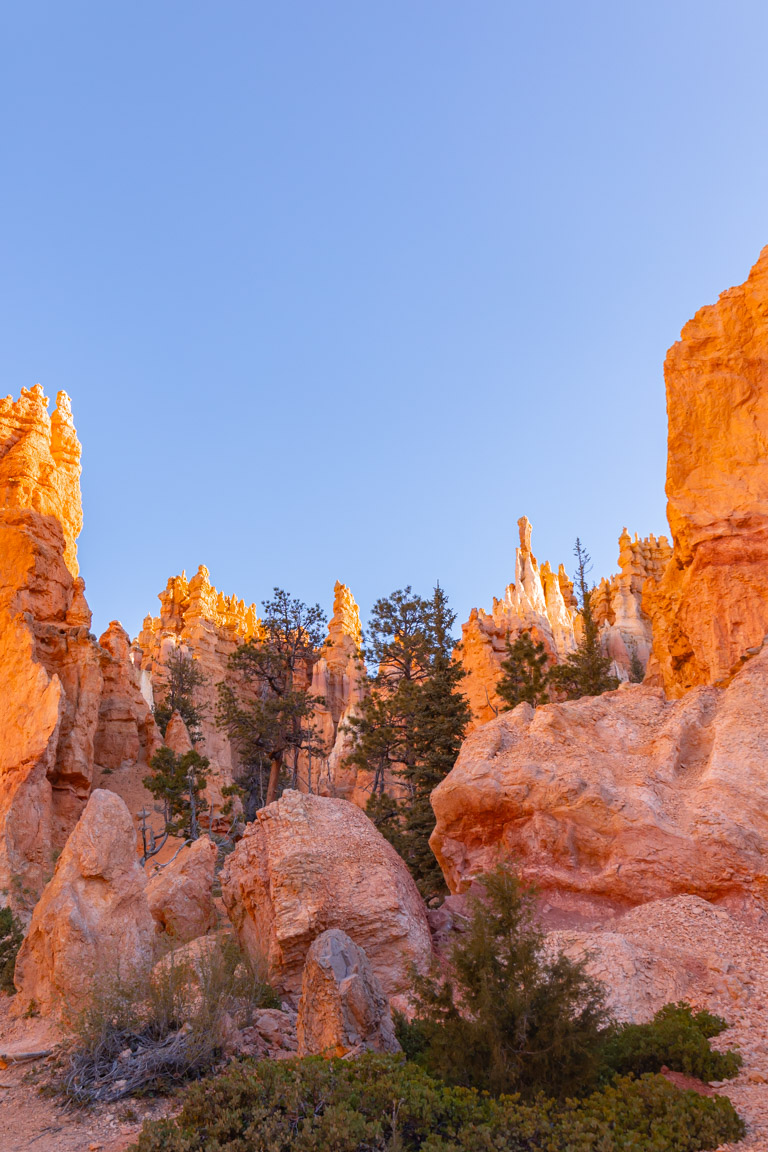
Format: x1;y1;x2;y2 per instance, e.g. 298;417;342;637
266;757;282;805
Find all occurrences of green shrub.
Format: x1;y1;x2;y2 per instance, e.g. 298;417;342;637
0;907;24;993
601;1001;742;1083
404;865;609;1098
130;1053;744;1152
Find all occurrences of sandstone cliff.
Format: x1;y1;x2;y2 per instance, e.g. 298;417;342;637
646;245;768;696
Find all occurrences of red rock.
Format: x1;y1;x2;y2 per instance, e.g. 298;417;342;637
220;789;432;1007
646;246;768;696
146;836;218;941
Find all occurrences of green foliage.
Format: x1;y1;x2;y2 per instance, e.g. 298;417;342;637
549;539;619;701
497;630;551;710
153;649;207;742
130;1053;744;1152
143;747;210;841
353;585;470;903
216;588;327;811
0;907;24;993
627;642;645;684
601;1002;742;1083
406;865;609;1099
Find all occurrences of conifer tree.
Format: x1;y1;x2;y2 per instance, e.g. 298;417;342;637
497;630;551;710
216;589;327;808
349;585;470;902
153;648;207;743
142;747;210;842
549;539;619;700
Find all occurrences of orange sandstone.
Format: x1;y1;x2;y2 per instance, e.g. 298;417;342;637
646;245;768;696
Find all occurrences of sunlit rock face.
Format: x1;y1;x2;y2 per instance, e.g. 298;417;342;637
13;789;154;1018
136;573;367;808
430;645;768;914
0;386;83;576
0;388;104;911
220;790;432;1008
646;246;768;697
458;519;668;726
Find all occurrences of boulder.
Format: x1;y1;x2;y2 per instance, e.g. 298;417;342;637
645;245;768;696
221;790;432;1006
430;647;768;912
297;929;400;1056
146;835;218;941
13;789;154;1018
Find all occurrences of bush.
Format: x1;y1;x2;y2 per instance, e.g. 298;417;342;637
601;1001;742;1083
0;907;24;993
130;1053;745;1152
60;933;279;1103
403;865;609;1098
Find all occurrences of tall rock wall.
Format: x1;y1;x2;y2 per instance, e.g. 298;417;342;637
0;389;158;911
646;246;768;697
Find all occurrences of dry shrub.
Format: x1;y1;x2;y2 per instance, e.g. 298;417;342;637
60;931;278;1103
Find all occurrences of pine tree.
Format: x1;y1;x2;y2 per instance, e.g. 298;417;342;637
216;589;327;808
496;630;551;710
153;648;206;742
349;585;470;903
404;865;608;1098
549;539;619;700
142;746;210;842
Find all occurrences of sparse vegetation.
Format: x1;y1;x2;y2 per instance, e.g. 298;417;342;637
60;933;278;1104
153;648;207;743
548;538;620;700
130;1053;744;1152
0;907;24;993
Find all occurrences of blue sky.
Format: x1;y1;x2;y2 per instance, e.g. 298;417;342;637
2;2;767;640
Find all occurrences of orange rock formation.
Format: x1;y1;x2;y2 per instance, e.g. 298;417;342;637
459;518;669;725
0;386;83;576
431;643;768;914
646;246;768;696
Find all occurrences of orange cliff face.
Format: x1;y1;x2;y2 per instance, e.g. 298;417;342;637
0;386;83;576
645;246;768;696
0;389;157;911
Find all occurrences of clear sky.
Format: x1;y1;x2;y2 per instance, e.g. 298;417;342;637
2;2;767;640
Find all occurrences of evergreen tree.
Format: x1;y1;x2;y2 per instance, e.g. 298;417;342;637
142;746;211;845
216;589;327;808
497;630;551;710
549;539;619;700
153;648;206;742
404;865;608;1099
349;585;470;903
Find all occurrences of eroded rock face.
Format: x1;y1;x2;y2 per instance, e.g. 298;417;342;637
0;507;103;911
14;789;154;1017
0;386;82;576
220;790;432;1005
146;835;218;941
94;621;160;776
549;896;758;1023
646;246;768;697
431;646;768;912
296;929;400;1056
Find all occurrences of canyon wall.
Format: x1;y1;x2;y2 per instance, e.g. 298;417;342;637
646;245;768;697
0;389;157;911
